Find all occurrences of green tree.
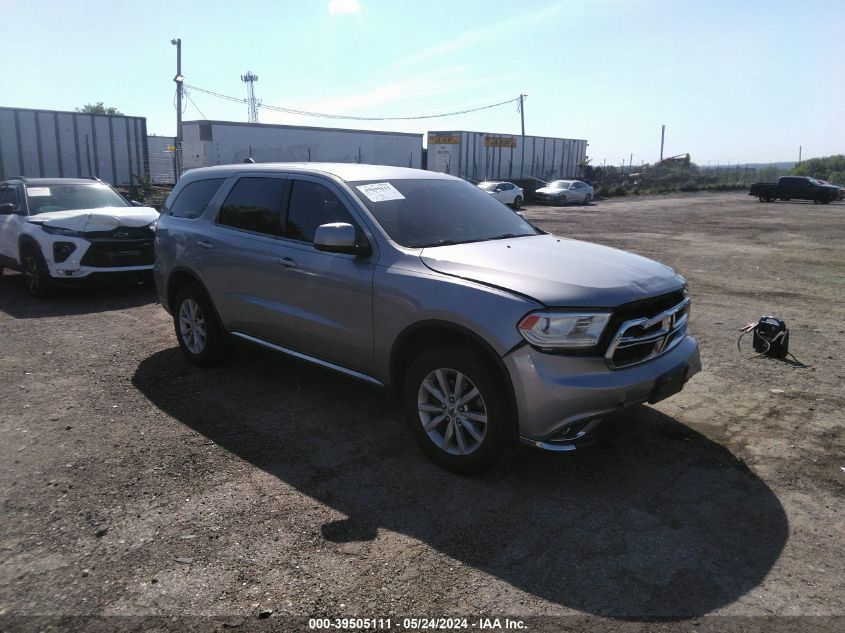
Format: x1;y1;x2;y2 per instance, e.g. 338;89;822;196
790;155;845;181
76;102;123;115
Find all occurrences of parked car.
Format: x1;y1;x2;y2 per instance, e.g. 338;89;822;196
0;177;158;296
153;163;700;473
535;180;594;205
748;176;839;204
477;181;524;208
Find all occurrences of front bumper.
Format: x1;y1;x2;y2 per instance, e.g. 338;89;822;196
504;334;701;450
534;193;566;204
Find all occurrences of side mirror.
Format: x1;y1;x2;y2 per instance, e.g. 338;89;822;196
314;222;371;257
130;200;144;207
0;202;18;215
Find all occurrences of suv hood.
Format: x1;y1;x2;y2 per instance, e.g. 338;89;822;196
27;207;158;232
420;234;683;307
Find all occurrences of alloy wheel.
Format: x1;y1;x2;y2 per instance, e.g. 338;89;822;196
417;368;488;455
179;298;207;354
24;255;39;294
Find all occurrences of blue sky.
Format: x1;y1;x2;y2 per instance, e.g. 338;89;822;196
6;0;844;166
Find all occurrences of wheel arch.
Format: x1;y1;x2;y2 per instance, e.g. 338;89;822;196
389;320;519;436
18;234;42;260
166;267;220;324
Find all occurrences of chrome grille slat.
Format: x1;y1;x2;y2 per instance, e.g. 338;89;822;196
605;298;690;369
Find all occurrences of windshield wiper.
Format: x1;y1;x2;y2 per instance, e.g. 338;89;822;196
413;239;458;248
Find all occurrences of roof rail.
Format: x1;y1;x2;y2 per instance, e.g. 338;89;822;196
84;176;103;182
3;176;28;182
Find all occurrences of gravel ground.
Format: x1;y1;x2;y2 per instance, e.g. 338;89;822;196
1;191;843;632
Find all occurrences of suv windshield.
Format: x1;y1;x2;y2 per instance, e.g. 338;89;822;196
25;184;129;215
350;178;540;248
550;180;572;189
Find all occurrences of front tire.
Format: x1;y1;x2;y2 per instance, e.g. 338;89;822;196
558;195;567;206
21;245;54;298
402;346;511;473
173;283;226;366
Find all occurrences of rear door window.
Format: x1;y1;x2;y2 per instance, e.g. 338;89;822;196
285;180;357;243
217;177;287;236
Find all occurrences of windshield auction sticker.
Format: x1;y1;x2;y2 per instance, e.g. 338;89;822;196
26;187;51;197
356;182;405;202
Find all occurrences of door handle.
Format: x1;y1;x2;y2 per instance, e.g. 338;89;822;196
197;240;214;249
275;256;297;268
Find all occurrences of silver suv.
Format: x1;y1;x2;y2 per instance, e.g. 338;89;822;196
153;163;700;472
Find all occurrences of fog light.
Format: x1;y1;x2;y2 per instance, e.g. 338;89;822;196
53;242;76;263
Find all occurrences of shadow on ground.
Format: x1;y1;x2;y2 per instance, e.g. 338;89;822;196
132;345;788;620
0;271;156;318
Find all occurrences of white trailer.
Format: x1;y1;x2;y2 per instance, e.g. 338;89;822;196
0;106;149;186
182;120;423;171
426;130;587;183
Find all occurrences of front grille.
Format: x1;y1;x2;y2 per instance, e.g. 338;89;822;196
80;238;154;268
604;291;690;369
83;226;154;240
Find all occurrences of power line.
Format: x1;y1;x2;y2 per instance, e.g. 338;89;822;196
185;90;207;120
184;83;521;121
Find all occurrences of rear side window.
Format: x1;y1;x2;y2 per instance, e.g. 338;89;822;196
286;180;356;243
169;178;225;219
217;177;285;236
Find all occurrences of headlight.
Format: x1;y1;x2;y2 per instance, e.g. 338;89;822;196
40;224;82;236
517;311;611;349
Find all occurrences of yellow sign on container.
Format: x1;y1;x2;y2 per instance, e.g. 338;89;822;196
428;134;460;145
484;136;516;148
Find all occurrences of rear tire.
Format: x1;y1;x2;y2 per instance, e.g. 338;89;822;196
512;195;522;209
402;346;510;474
583;194;592;205
21;245;54;298
173;283;227;366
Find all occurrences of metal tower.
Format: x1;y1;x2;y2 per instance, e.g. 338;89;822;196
241;71;259;123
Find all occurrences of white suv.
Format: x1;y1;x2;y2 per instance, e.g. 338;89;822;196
0;177;159;296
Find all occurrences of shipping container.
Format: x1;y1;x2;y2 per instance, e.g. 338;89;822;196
147;135;177;185
0;106;149;186
426;130;588;183
181;120;423;171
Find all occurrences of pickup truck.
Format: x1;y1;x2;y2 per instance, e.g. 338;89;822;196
749;176;839;204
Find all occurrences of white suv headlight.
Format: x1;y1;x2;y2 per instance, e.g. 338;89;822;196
517;311;611;349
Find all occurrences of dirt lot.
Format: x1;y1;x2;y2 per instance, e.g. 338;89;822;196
1;191;843;631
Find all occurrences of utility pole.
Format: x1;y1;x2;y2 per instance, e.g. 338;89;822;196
518;94;527;136
798;145;802;164
660;124;665;162
171;38;184;174
241;71;260;123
